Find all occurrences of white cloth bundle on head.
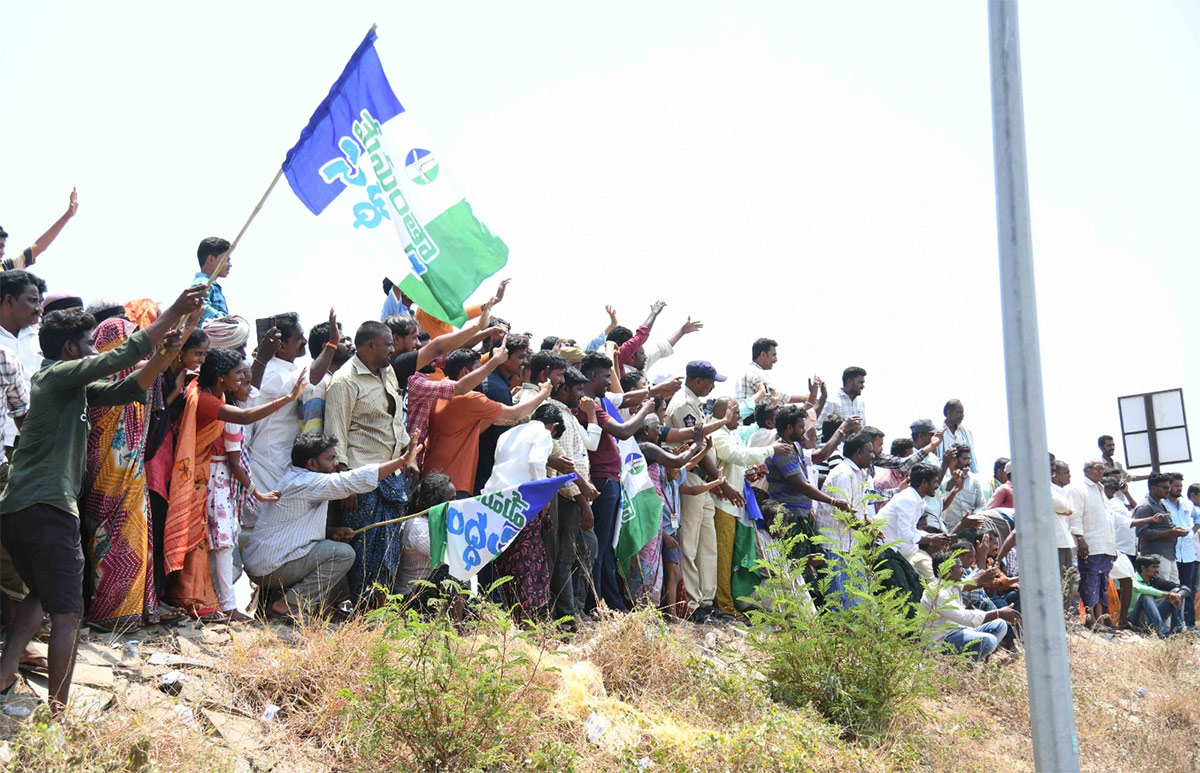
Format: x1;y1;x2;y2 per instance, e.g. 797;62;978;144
203;315;251;350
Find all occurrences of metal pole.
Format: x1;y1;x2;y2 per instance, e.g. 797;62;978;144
1143;395;1161;473
986;2;1080;770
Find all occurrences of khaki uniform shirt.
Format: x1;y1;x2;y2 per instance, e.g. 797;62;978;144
666;384;713;487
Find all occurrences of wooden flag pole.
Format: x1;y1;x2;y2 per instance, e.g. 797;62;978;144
349;505;433;538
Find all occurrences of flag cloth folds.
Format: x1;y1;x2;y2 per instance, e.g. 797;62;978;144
427;474;576;583
600;398;664;578
281;28;507;325
730;480;765;602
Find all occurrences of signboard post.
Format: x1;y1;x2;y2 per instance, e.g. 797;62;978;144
1117;388;1190;472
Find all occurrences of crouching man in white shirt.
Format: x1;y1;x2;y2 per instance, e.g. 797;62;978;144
243;431;421;619
923;551;1021;662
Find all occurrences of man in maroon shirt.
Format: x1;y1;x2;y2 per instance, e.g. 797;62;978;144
573;351;653;612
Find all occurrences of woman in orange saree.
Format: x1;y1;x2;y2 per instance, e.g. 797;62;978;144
164;348;306;617
163;379;225;616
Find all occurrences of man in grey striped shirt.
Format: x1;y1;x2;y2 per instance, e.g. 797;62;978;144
243;432;421;619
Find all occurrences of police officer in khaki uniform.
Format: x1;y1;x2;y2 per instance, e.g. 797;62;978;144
666;361;741;623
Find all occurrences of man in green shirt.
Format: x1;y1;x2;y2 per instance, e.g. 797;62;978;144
1129;554;1184;638
0;284;204;714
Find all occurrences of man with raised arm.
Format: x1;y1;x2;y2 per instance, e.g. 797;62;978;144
0;285;206;714
0;188;78;272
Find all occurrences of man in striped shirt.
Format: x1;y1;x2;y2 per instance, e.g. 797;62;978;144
819;366;867;425
243;433;421;619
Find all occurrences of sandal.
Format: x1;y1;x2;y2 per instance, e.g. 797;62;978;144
157;603;186;623
0;677;16;707
224;610;256;624
18;653;47;672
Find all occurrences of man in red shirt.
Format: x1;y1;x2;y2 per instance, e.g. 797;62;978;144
423;348;550;497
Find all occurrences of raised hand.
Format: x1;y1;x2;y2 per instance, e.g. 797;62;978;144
168;285;208;319
651;377;683;399
604;305;618;334
257;326;283;362
159;330;183;357
679;317;703;336
489;278;510;307
66;187;79;218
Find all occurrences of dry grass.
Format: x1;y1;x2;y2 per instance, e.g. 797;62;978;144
8;610;1200;770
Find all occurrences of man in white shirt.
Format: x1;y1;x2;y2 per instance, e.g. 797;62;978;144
247;312;338;491
877;464;950;581
1051;459;1079;611
244;433;419;618
1067;459;1118;627
938;444;986;530
814;430;875;607
924;551;1020;661
0;270;45;450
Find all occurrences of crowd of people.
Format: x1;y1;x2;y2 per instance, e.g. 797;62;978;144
0;198;1196;715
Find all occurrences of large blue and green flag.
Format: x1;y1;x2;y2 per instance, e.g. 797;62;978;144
282;28;507;325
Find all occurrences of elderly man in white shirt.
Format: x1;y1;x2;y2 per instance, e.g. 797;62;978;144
936;399;978;473
877;464;950;581
243;432;420;619
814;430;875;607
1067;459;1118;625
1050;459;1079;611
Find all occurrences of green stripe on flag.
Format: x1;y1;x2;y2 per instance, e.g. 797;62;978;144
403;199;507;325
730;520;763;603
399;273;467;328
616;487;663;579
427;502;449;573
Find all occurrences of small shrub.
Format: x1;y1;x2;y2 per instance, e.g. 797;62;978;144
337;585;562;771
745;508;942;739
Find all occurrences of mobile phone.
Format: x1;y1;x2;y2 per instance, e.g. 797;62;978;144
255;315;281;343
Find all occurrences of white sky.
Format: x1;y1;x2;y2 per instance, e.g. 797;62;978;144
2;1;1198;489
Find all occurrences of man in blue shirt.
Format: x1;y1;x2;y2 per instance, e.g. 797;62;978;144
1164;472;1200;629
379;278;409;321
192;236;232;323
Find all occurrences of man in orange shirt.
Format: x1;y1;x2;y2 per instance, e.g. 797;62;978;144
423;348;551;497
